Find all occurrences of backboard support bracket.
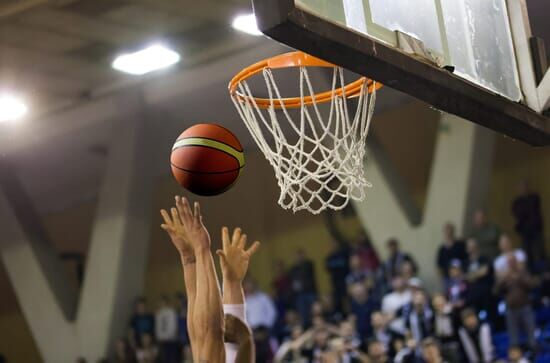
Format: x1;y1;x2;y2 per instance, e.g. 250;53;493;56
252;0;550;146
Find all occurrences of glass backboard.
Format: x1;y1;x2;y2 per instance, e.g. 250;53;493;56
251;0;550;146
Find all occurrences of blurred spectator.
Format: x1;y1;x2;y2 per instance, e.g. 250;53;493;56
346;254;372;294
458;308;494;363
300;329;330;362
355;233;380;273
349;283;378;340
512;180;546;270
371;311;404;356
276;309;301;343
253;326;275;363
384;238;417;284
367;339;390;363
393;337;416;363
289;249;318;326
319;295;345;324
422;337;449;363
272;259;292;308
400;261;418;282
465;239;494;316
507;346;530;363
155;295;179;363
113;338;136;363
432;294;460;362
437;223;467;280
494;254;538;351
0;354;5;363
382;276;412;333
325;240;351;312
129;298;155;345
470;209;501;259
444;260;468;311
244;278;278;330
494;234;527;279
404;291;434;344
176;300;190;363
136;333;158;363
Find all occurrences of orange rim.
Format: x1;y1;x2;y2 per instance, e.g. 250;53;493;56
228;51;382;109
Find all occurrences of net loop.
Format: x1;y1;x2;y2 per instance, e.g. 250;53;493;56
229;51;379;214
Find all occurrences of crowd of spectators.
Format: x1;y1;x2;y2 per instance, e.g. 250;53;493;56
103;181;549;363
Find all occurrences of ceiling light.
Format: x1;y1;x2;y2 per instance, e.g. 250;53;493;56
112;44;180;75
0;94;27;122
232;14;262;36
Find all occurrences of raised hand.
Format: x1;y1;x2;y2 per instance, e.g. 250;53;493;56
216;227;260;282
161;196;211;254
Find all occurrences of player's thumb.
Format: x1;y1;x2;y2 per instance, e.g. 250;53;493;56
216;250;227;265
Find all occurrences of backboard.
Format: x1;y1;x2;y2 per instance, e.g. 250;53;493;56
251;0;550;146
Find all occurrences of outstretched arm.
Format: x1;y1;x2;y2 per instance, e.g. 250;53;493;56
217;227;260;363
161;197;225;363
160;200;198;357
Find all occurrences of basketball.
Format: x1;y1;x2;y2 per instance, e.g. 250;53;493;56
170;123;245;196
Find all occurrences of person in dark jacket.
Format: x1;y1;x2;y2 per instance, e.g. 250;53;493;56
289;249;318;326
325;240;351;312
511;180;546;270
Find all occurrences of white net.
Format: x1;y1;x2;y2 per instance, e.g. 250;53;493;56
231;66;377;214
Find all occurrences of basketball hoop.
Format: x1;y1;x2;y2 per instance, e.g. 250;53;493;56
229;51;381;214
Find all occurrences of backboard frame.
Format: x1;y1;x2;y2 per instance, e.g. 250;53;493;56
251;0;550;146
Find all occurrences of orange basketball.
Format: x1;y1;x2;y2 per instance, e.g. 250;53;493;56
170;124;245;196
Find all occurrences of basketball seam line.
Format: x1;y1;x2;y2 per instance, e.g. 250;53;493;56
172;144;244;167
170;162;245;175
172;140;244;166
175;135;243;152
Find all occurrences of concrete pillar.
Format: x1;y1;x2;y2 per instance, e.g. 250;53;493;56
0;91;155;362
354;112;495;290
76;92;155;360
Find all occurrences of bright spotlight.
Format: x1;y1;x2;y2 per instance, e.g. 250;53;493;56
232;13;262;36
112;44;181;75
0;94;27;122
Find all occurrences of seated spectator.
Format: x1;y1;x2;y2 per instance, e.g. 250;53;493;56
349;283;378;340
469;209;501;259
155;295;179;363
494;254;539;352
322;337;369;363
253;326;275;363
382;276;412;333
422;337;450;363
346;254;373;294
300;328;331;362
384;238;418;284
129;298;155;345
437;223;467;281
371;311;404;357
458;308;494;363
136;333;158;363
244;278;278;330
276;309;301;344
113;338;136;363
355;233;380;273
175;300;190;363
444;260;469;311
368;339;390;363
404;290;434;344
319;294;345;324
507;345;530;363
465;239;494;316
325;240;351;312
494;234;527;279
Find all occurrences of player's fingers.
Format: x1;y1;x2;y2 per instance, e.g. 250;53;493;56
193;202;201;225
175;196;186;223
216;250;227;265
160;209;172;225
181;197;193;224
238;234;247;249
222;226;230;251
170;208;181;227
246;241;261;256
231;227;241;246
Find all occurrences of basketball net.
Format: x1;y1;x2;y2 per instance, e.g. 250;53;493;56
230;52;379;214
